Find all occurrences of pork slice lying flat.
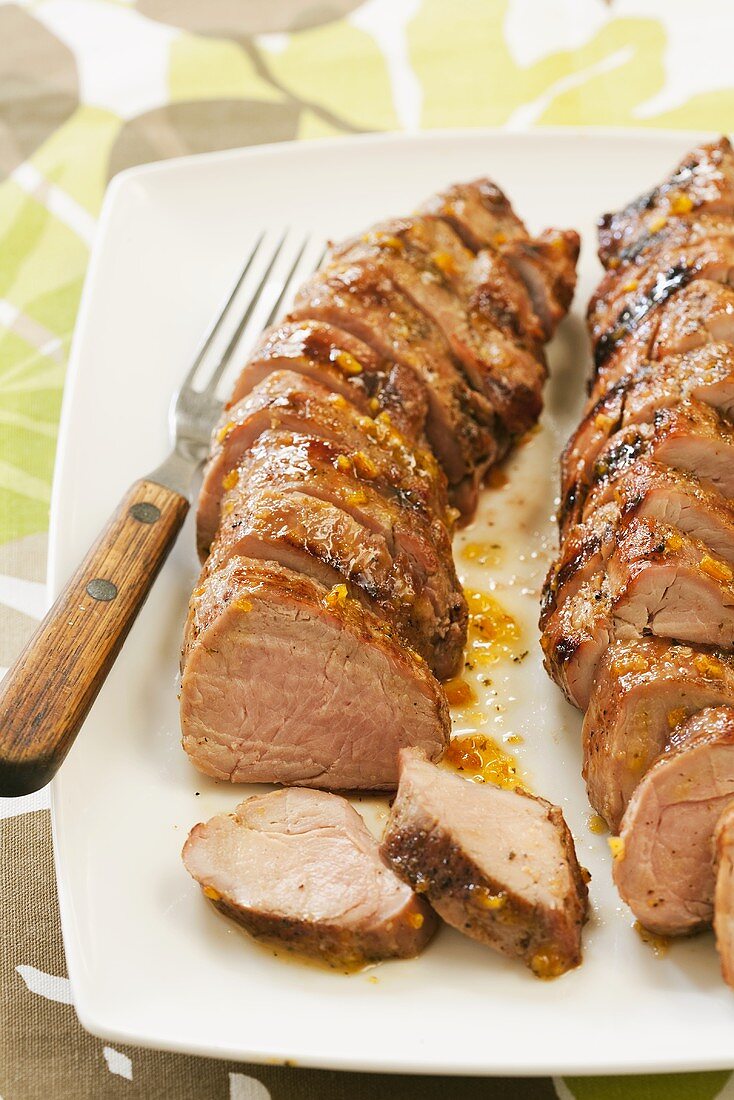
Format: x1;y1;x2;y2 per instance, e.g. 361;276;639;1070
197;369;448;558
714;802;734;988
231;319;428;440
541;517;734;709
546;463;734;626
180;556;450;789
563;400;734;536
380;749;589;978
331;218;547;439
597;136;734;268
210;476;466;680
182;788;437;967
613;706;734;936
583;639;734;830
291;260;500;502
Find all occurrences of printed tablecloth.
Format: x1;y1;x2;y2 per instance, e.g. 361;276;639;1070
2;2;734;1096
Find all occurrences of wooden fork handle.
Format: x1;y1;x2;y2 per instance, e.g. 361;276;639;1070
0;478;190;797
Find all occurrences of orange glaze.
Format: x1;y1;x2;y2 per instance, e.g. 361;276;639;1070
464;588;521;665
443;733;527;791
443;676;478;707
461;541;502;567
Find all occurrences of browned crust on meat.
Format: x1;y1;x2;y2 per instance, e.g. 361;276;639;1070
381;787;588;977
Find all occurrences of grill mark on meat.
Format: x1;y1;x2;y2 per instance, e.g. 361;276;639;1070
380;749;589;976
594;265;692;371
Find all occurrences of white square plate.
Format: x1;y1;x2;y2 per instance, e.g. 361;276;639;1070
51;129;734;1075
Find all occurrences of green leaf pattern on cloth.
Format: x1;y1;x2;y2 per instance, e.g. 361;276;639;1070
2;2;734;1097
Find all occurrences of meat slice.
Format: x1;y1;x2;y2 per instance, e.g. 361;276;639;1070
714;802;734;988
498;230;579;341
380;749;589;977
182;788;437;967
330;217;547;438
597;136;734;268
181;556;450;789
545;463;734;626
613;706;734;936
542;517;734;709
590;279;734;401
216;429;462;641
291;260;500;506
589;235;734;371
583;639;734;830
197;370;449;558
561;400;734;536
210;473;466;680
569;343;734;497
231;320;427;440
651;278;734;360
418;180;579;338
418;177;528;252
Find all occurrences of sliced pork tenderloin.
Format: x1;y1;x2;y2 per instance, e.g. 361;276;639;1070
210;475;466;679
583;639;734;830
231;320;428;440
418;177;529;252
589;235;734;373
183;788;437;967
589;279;734;403
567;343;734;502
291;260;501;508
613;706;734;936
197;370;449;559
498;230;580;340
216;428;463;645
714;802;734;989
417;179;579;338
545;463;734;626
380;749;589;978
541;517;734;709
181;556;450;789
561;400;734;536
330;218;548;438
597;136;734;268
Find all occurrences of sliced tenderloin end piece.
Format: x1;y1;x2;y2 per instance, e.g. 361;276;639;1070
181;557;450;790
583;640;734;831
498;229;580;340
613;706;734;936
597;137;734;268
714;802;734;989
182;788;437;967
380;749;589;978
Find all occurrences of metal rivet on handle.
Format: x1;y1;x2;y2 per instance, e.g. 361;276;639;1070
129;502;161;524
86;578;118;602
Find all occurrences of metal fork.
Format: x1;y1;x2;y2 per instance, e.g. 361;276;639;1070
0;232;316;797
